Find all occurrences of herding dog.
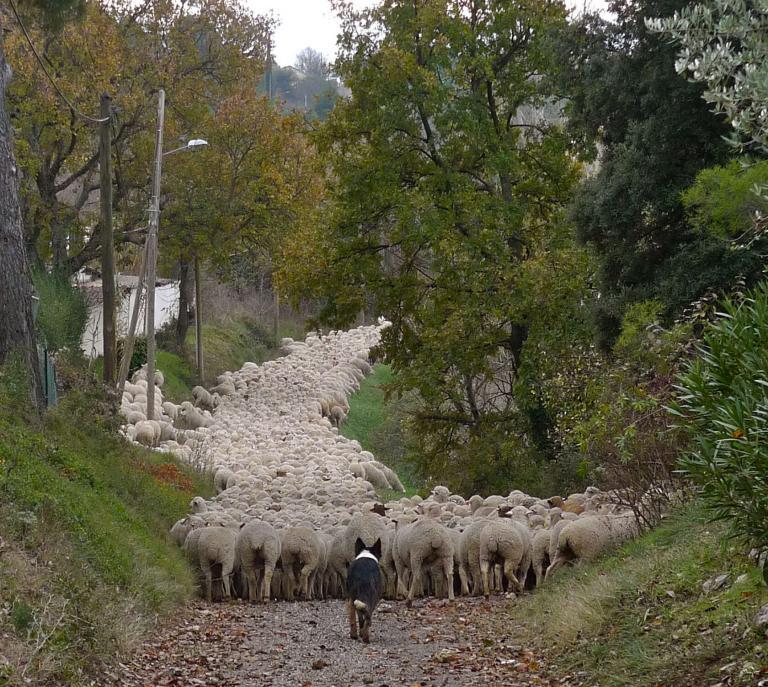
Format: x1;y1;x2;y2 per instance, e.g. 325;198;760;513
346;537;383;643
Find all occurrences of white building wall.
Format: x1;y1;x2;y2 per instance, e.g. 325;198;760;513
80;281;179;359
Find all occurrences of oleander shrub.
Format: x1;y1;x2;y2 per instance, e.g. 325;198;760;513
672;281;768;549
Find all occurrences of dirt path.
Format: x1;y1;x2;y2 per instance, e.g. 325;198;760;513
101;597;564;687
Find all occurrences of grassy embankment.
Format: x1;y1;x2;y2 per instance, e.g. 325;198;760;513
340;363;423;500
155;318;281;403
495;505;768;686
342;368;768;684
0;362;215;686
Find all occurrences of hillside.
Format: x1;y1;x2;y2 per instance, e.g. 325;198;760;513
0;359;215;685
502;506;768;686
341;366;768;686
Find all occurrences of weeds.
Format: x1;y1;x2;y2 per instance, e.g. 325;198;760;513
506;504;768;686
0;358;214;685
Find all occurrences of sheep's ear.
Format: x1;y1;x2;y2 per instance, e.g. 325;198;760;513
370;539;382;559
354;537;366;556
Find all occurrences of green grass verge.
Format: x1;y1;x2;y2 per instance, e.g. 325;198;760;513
502;504;768;686
340;364;422;498
340;364;393;449
0;362;214;684
183;318;275;387
156;349;195;403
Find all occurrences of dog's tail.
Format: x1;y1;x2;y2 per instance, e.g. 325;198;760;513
353;599;368;612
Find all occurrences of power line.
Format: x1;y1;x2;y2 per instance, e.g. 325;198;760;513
8;0;109;125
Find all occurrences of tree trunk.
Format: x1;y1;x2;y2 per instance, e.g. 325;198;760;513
50;208;68;273
175;255;194;349
0;31;43;409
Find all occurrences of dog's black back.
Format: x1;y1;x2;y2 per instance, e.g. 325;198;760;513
347;538;383;608
346;538;383;643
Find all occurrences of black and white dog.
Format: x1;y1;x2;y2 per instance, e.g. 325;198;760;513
346;537;383;643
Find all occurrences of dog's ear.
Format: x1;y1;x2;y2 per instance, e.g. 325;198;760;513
370;538;382;560
354;537;366;556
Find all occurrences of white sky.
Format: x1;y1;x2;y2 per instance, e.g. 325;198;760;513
245;0;609;68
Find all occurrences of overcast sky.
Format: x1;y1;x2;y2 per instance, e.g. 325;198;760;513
245;0;610;68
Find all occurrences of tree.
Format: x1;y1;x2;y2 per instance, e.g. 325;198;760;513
682;160;768;242
557;0;760;347
7;0;273;276
161;88;324;344
648;0;768;155
0;0;85;409
282;0;580;493
295;47;331;78
269;62;341;121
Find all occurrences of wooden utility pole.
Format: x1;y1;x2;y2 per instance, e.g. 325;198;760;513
194;254;204;383
145;89;165;421
100;93;116;385
273;287;280;345
266;34;272;100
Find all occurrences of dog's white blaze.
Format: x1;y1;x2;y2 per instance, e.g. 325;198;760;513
353;600;368;611
355;550;379;562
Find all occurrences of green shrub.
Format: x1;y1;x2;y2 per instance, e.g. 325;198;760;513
10;601;34;635
33;271;87;353
117;337;147;377
672;281;768;550
682;159;768;240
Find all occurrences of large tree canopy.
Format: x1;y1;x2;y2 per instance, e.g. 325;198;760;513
648;0;768;155
7;0;274;275
557;0;762;347
282;0;583;492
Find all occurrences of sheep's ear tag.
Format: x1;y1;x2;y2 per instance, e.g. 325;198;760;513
370;539;382;560
354;538;366;556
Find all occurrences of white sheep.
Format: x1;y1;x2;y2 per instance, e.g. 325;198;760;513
546;513;639;579
478;520;531;598
134;420;158;447
279;526;322;600
195;526;238;602
394;517;455;607
192;386;217;412
236;521;281;602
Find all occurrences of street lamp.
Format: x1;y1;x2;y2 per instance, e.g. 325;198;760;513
163;138;209;157
145;89;207;420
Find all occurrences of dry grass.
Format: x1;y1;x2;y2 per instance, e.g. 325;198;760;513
502;505;768;686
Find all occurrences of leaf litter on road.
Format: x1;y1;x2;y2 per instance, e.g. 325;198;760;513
99;598;570;687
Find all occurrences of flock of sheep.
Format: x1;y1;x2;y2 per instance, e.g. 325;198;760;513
118;322;648;606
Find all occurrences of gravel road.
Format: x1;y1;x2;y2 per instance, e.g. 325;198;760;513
101;597;564;687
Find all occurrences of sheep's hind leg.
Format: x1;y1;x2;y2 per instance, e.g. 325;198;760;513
458;564;470;596
262;565;275;602
393;557;408;600
407;558;423;608
347;599;358;640
441;555;455;601
285;567;298;601
299;564;314;599
203;566;214;603
221;563;233;600
545;554;568;581
480;559;492;600
503;560;522;594
493;564;503;593
245;568;259;602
